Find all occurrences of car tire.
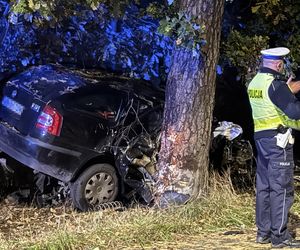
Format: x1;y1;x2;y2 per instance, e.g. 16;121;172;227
70;163;119;211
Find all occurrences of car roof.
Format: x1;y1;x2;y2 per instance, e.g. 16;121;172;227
66;66;165;102
6;64;165;103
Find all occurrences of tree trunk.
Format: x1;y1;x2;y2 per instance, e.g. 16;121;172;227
155;0;225;206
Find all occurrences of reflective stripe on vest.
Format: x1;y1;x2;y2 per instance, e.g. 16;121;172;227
248;73;283;132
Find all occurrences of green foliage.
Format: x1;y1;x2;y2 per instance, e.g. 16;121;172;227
9;0;140;23
251;0;291;25
146;2;206;51
249;0;300;73
145;2;168;19
10;0;29;13
222;0;300;82
287;32;300;64
222;30;269;80
11;0;71;21
249;0;300;43
158;11;206;50
251;0;280;16
86;0;103;11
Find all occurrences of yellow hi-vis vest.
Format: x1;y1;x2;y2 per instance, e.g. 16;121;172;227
248;72;300;132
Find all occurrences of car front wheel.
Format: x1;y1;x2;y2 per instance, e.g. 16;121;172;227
71;163;119;211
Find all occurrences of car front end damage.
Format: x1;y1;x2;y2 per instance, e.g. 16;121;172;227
114;132;161;204
106;99;163;205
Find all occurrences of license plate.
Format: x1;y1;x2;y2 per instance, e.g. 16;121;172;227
2;96;24;116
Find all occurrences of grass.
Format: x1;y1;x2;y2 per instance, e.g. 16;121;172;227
0;174;259;250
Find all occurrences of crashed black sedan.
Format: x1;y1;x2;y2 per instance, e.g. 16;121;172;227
0;64;164;211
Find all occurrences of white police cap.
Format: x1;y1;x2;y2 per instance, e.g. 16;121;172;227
261;47;290;60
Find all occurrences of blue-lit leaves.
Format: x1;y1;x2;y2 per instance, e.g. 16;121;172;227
150;54;159;65
78;22;87;32
151;69;159;77
103;43;117;57
237;21;246;29
216;65;223;75
167;0;174;5
21;58;30;66
100;12;174;82
8;12;19;24
0;1;174;84
143;72;151;80
24;13;34;23
127;57;132;67
0;1;39;75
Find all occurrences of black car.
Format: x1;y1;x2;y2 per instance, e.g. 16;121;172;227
0;64;164;210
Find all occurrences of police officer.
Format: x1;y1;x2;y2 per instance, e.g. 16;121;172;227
248;47;300;248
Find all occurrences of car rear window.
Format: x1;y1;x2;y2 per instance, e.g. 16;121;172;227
74;93;123;112
6;65;85;100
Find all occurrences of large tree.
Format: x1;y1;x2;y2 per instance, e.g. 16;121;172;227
155;0;225;206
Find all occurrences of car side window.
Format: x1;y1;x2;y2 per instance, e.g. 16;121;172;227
74;90;125;120
123;97;163;134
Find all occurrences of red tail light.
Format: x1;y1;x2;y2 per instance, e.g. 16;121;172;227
36;105;63;136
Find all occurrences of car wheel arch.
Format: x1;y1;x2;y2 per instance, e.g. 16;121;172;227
70;153;116;183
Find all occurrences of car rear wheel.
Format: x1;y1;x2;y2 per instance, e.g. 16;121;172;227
70;163;119;211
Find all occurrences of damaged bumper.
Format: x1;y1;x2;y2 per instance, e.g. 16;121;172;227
0;121;82;182
113;133;160;204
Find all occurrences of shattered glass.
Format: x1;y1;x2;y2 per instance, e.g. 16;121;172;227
109;101;163;204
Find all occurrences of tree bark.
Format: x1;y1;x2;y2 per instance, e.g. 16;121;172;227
155;0;225;206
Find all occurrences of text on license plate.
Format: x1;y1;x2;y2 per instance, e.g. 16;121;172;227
2;96;24;116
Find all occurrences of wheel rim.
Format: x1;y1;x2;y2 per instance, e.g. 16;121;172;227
84;172;116;205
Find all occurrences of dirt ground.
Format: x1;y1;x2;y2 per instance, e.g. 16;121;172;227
122;231;275;249
150;232;270;250
1;189;300;249
156;215;300;250
0;202;300;250
127;230;300;250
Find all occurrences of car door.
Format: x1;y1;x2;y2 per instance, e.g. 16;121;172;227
60;87;127;151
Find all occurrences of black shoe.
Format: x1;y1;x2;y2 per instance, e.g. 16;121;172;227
256;235;271;244
272;238;300;248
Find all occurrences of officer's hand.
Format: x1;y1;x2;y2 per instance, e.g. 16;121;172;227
287;76;300;94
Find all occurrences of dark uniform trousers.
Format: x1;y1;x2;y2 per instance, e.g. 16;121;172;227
255;136;294;245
